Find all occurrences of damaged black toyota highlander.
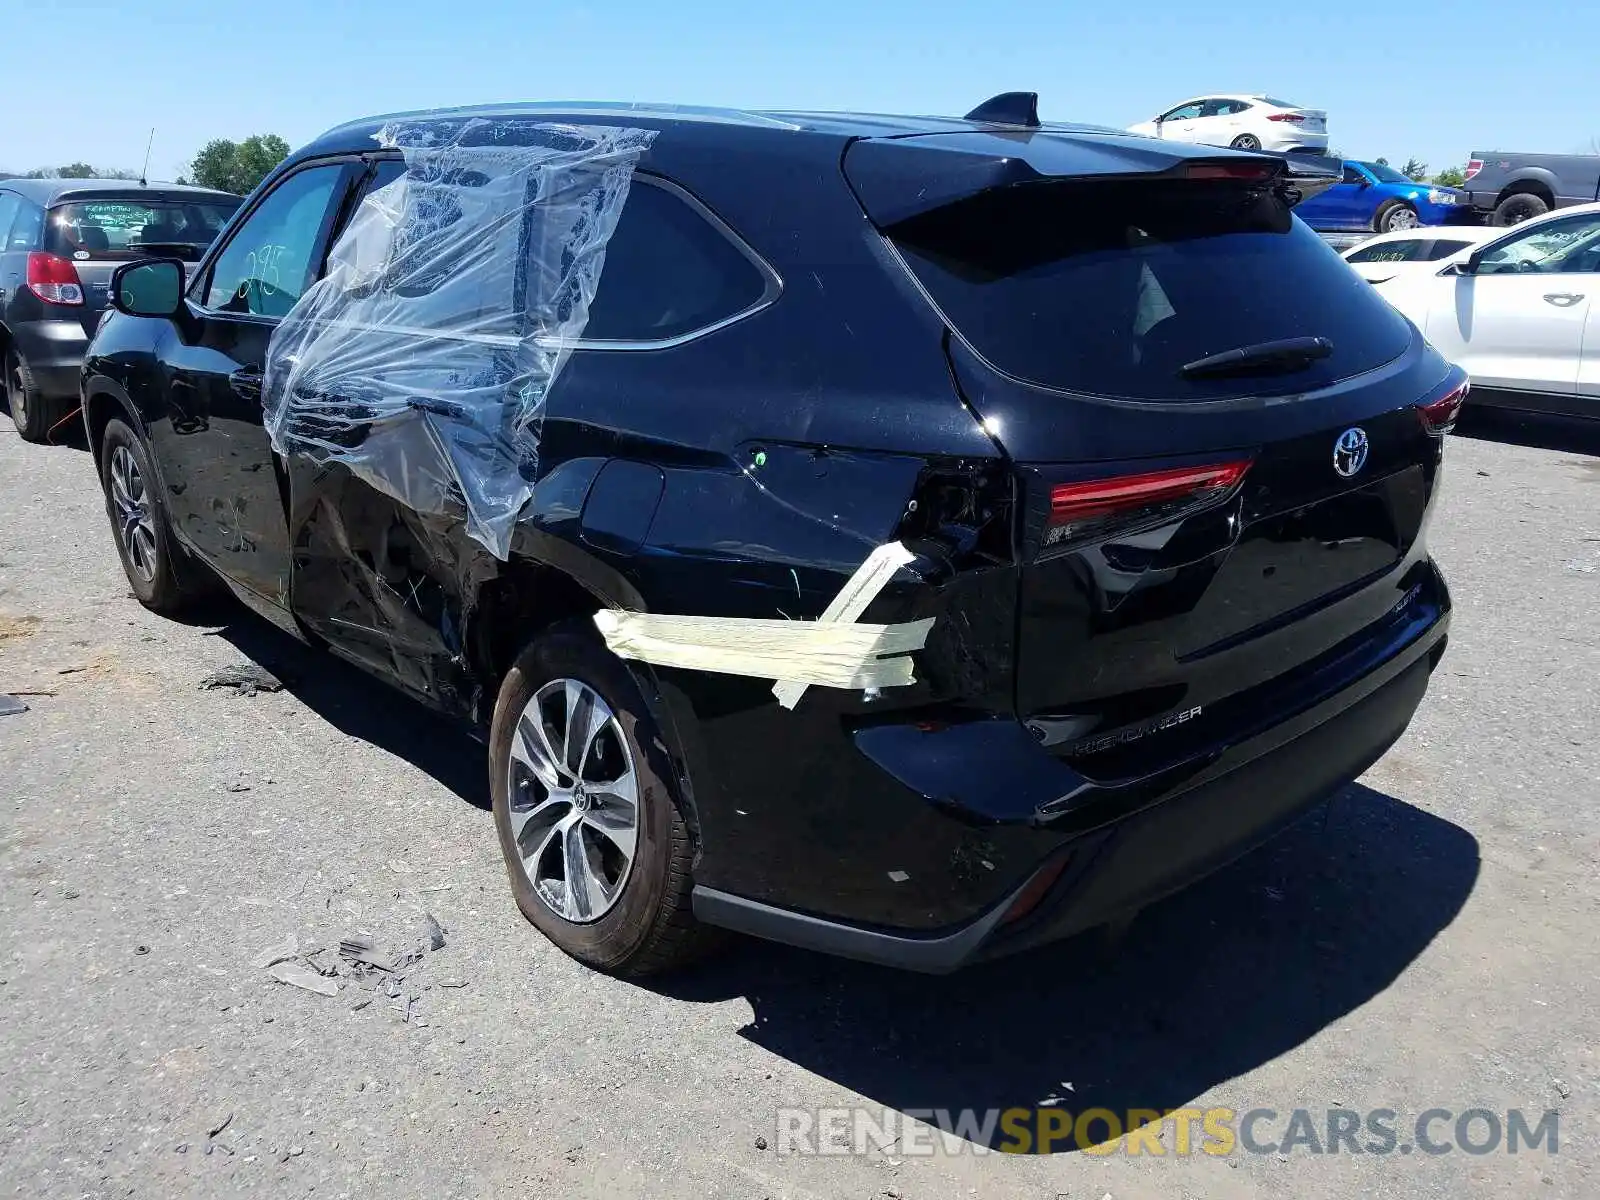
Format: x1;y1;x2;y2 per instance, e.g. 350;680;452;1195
81;97;1462;975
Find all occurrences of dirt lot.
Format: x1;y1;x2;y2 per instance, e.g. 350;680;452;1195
1;406;1596;1199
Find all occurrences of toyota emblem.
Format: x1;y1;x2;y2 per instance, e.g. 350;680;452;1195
1333;427;1370;478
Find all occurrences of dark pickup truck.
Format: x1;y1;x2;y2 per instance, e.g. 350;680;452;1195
1464;151;1600;225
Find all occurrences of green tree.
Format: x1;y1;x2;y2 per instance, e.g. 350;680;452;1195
1433;165;1467;188
189;133;291;194
22;163;137;179
1375;156;1389;166
1400;157;1428;182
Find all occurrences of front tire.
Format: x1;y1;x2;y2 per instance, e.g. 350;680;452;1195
489;621;711;976
1492;192;1550;226
5;349;69;444
1229;134;1262;151
98;418;213;614
1375;199;1420;233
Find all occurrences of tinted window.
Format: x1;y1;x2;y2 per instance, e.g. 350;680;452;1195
1477;213;1600;275
45;198;239;262
888;178;1412;401
6;200;42;251
1341;166;1365;185
1347;239;1428;264
204;165;344;317
0;193;19;248
1427;239;1476;260
1363;163;1413;185
582;180;768;342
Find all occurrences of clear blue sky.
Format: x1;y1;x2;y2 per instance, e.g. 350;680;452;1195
7;0;1598;180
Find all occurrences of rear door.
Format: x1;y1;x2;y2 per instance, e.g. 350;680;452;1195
151;161;357;619
1422;210;1600;393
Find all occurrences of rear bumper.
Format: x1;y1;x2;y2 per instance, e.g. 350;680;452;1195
10;319;90;398
692;570;1449;972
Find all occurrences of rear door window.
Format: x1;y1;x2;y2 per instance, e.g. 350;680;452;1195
0;194;19;248
45;198;239;261
887;178;1413;401
203;165;347;317
581;178;771;343
6;201;42;251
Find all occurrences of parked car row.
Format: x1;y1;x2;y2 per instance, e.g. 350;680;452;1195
10;96;1462;978
0;179;240;441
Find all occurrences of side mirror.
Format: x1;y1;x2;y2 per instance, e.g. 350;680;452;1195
111;259;185;318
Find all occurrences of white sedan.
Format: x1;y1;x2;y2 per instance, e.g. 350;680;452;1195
1126;95;1328;154
1376;201;1600;417
1341;227;1499;285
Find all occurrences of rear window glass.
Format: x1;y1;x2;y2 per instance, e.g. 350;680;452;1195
583;180;769;343
1261;97;1301;108
46;198;240;261
1347;239;1428;263
888;179;1412;401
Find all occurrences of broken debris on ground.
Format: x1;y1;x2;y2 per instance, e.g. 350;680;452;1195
199;663;285;697
259;914;453;1024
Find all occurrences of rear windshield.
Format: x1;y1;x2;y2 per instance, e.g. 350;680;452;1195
1347;239;1429;263
887;179;1413;401
1261;97;1302;109
46;198;240;261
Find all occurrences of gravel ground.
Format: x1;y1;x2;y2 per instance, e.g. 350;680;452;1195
1;405;1596;1199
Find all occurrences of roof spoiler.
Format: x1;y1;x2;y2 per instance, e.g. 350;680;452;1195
1256;150;1343;205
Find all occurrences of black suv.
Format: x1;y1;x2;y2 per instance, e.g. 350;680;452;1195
0;179;239;441
81;100;1462;975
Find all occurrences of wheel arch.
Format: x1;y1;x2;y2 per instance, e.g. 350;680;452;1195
82;375;147;471
464;548;707;855
1497;176;1556;208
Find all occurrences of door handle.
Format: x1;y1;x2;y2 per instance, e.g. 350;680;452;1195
229;369;263;400
1543;293;1584;307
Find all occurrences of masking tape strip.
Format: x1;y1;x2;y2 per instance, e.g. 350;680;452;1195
590;542;927;708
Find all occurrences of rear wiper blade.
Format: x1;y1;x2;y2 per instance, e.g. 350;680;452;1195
1179;336;1333;379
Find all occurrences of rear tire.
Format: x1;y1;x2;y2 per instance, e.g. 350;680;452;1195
1229;134;1262;151
489;620;714;976
1375;199;1420;233
1492;192;1549;226
98;418;214;614
5;349;69;444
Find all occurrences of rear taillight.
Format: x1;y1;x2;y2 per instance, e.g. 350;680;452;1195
1417;378;1469;436
1464;159;1483;181
26;252;85;306
1047;460;1252;548
1265;112;1306;123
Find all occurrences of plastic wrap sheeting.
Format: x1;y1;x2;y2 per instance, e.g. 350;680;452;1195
263;117;656;558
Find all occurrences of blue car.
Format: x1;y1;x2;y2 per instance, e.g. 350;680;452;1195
1296;160;1472;234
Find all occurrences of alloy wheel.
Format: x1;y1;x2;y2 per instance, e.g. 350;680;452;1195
1388;207;1420;231
507;678;640;923
108;444;158;582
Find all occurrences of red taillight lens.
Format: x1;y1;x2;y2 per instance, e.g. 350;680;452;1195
1047;460;1251;548
26;252;85;306
1418;379;1469;435
1464;159;1484;180
1265;112;1306;123
1185;160;1279;181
